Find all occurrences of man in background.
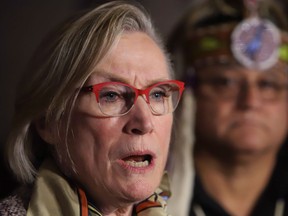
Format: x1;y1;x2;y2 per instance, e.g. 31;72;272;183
167;0;288;215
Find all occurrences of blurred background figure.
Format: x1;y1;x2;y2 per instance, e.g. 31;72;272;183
166;0;288;215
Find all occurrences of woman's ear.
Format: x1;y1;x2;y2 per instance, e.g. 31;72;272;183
34;117;56;145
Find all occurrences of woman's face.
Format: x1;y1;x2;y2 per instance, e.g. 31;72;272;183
59;32;172;212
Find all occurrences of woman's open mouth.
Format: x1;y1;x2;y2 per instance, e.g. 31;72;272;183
122;154;152;167
117;152;155;172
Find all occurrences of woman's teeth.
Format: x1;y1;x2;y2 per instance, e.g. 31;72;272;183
125;160;149;167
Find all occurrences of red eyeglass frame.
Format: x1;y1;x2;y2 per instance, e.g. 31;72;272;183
81;80;185;105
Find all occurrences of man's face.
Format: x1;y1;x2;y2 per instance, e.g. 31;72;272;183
194;62;288;158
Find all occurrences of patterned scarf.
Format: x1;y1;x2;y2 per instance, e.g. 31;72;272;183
26;159;171;216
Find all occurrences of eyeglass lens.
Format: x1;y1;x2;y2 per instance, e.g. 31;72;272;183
196;75;288;101
97;82;181;116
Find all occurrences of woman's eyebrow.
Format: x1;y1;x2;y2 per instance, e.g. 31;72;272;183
89;70;170;86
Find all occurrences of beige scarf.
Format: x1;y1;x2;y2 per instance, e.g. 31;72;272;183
27;159;170;216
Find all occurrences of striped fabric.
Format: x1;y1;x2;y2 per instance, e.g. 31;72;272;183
78;187;171;216
135;192;170;216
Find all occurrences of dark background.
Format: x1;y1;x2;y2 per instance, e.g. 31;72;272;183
0;0;195;198
1;0;287;197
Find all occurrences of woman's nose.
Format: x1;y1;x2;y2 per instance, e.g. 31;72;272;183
123;97;154;135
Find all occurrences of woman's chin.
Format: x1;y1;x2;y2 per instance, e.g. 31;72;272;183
122;182;156;202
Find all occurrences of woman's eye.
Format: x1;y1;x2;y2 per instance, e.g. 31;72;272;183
100;91;120;102
150;90;168;101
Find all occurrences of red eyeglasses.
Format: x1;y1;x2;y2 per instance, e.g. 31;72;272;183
81;80;184;117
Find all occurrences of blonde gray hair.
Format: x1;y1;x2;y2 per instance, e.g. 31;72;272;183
6;1;171;183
